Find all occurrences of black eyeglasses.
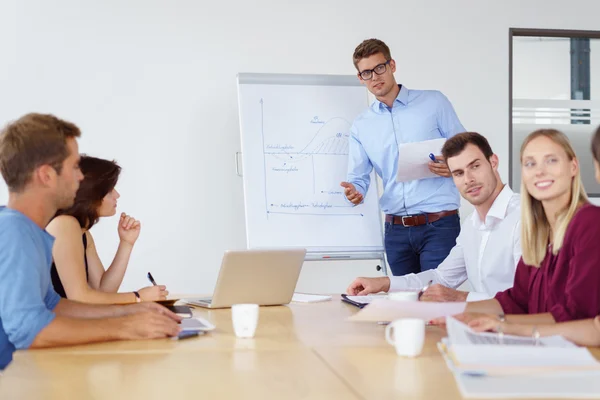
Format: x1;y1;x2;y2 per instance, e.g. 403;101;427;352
358;60;391;80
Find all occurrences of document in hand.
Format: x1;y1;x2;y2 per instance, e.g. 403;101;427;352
396;138;446;182
347;299;466;322
442;316;600;375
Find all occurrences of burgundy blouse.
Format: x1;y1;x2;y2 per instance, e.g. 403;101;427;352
495;203;600;322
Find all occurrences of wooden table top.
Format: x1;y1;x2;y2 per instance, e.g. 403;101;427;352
1;296;598;400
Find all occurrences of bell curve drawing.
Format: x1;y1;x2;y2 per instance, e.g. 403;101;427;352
237;73;384;253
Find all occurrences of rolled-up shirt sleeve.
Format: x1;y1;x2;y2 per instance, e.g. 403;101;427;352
346;123;372;199
45;287;61;312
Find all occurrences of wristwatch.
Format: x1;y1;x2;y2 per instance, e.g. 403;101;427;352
133;291;141;303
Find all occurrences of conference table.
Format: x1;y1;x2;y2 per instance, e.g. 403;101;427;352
0;296;598;400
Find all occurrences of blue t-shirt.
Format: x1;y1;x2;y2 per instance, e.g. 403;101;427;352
0;206;60;369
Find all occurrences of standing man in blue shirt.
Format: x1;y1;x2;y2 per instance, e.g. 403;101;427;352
0;113;182;370
341;38;466;276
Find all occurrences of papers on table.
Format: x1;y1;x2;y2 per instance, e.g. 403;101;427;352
444;317;599;374
291;293;332;303
396;138;446;182
451;368;600;399
347;299;466;322
439;317;600;398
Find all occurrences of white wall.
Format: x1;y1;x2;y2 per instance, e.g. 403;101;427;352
1;0;599;295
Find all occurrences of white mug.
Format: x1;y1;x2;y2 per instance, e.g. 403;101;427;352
231;304;259;338
388;290;419;302
385;318;425;357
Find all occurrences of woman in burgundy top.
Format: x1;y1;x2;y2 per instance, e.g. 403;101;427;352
466;126;600;346
445;128;600;330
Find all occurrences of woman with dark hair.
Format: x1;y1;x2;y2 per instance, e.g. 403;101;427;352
47;155;167;304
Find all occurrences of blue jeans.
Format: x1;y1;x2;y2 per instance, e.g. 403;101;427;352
384;214;460;276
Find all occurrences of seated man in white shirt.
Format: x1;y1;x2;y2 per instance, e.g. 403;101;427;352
346;131;521;302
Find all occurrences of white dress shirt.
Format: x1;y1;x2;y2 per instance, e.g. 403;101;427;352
389;185;521;301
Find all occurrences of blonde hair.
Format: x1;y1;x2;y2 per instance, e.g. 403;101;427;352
520;129;588;267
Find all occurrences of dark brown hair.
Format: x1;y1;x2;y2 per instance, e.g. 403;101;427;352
56;155;121;229
352;38;392;70
592;125;600;163
442;132;494;162
0;113;81;192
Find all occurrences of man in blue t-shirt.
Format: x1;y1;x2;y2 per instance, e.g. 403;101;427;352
0;113;182;370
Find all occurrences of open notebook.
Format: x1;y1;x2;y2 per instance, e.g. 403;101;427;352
442;317;600;376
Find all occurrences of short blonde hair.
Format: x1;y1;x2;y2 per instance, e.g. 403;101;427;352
520;129;588;267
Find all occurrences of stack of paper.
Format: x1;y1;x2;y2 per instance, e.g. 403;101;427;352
440;317;600;398
452;370;600;399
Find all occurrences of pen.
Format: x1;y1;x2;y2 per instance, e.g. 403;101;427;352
418;280;433;300
147;272;157;286
429;153;444;164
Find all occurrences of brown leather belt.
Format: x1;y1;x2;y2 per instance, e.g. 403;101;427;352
385;210;458;227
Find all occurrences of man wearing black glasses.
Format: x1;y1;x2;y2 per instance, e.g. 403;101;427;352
341;38;466;276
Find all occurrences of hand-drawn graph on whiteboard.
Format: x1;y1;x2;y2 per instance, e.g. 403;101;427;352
237;74;384;254
262;101;360;217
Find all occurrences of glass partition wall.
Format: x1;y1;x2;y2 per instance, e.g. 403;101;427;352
509;28;600;196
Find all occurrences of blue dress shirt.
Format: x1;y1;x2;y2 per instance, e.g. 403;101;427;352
347;85;465;215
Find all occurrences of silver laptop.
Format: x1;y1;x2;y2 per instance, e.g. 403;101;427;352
183;248;306;309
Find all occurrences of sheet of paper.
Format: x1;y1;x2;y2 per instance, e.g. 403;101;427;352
347;299;465;322
438;340;600;398
396;138;447;182
291;293;332;303
455;370;600;399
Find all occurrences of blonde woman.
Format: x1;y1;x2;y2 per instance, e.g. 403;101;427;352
464;126;600;346
433;128;600;328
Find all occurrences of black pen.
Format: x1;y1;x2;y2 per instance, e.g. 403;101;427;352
147;272;157;286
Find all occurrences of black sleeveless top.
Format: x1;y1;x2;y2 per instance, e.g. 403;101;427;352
50;233;89;298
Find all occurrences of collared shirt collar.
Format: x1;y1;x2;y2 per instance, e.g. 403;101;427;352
372;85;409;113
471;184;515;230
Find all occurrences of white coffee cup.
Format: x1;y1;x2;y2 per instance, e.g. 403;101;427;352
385;318;425;357
231;304;259;338
388;290;419;302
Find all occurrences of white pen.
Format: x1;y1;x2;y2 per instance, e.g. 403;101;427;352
418;280;433;300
